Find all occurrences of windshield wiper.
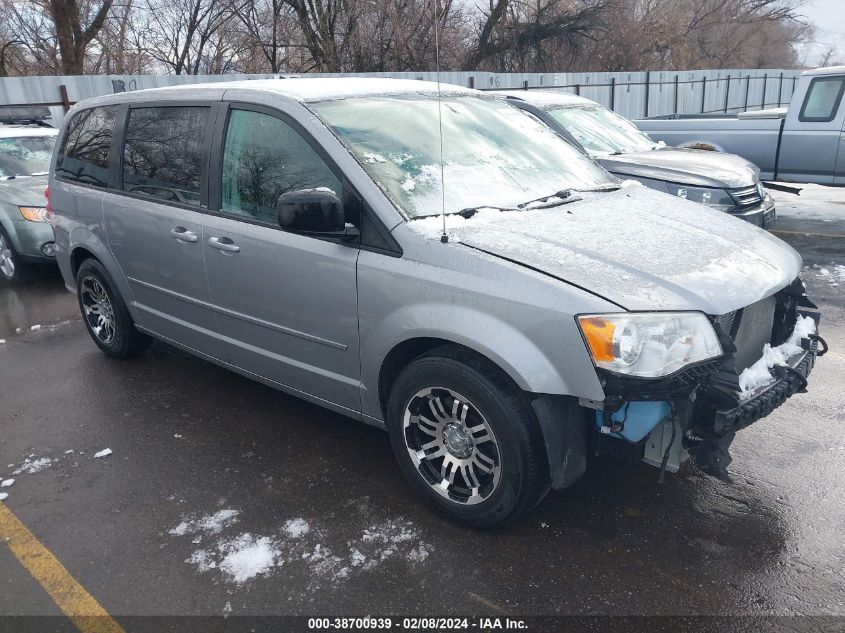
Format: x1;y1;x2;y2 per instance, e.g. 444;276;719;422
516;189;574;209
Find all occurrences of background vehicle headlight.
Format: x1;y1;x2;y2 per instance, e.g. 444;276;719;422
19;206;49;222
577;312;723;378
672;185;734;212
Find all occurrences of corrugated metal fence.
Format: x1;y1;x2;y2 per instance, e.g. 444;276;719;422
0;68;803;126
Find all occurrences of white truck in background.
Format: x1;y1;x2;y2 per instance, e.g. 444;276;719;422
636;66;845;185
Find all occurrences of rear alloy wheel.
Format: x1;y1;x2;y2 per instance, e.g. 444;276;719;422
387;347;549;528
76;258;150;358
80;275;116;345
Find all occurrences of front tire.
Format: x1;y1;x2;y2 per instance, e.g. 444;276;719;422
76;258;150;358
386;347;549;528
0;226;33;285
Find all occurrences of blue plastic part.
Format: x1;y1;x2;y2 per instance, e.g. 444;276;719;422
595;401;671;443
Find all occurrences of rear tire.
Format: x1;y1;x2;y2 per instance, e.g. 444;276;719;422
0;226;33;285
76;258;150;358
386;346;549;528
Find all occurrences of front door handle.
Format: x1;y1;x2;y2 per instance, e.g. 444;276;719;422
170;227;198;243
208;236;240;253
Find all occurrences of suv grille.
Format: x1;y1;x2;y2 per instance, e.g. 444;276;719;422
714;295;777;372
728;185;763;209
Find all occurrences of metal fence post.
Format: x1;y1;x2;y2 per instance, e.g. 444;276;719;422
575;83;580;96
610;77;615;111
59;85;71;112
523;80;528;91
724;75;731;113
761;73;768;109
673;75;679;114
743;74;750;112
700;76;707;113
644;71;650;118
468;76;475;89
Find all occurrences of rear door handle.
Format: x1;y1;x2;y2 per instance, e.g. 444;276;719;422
170;227;198;243
208;236;240;253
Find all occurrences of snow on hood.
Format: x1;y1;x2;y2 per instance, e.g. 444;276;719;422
598;148;759;189
409;185;800;315
0;174;48;206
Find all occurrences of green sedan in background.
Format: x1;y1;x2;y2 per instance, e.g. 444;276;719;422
0;107;57;284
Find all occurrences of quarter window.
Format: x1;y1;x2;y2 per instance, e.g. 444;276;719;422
799;77;845;122
221;109;342;225
56;106;118;187
122;106;209;206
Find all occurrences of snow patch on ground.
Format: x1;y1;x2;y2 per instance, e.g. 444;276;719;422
170;509;240;537
218;534;281;583
12;456;52;475
1;479;14;487
283;518;310;538
738;315;817;396
93;448;112;458
173;508;431;587
0;493;7;501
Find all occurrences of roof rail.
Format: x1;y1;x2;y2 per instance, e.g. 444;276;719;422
0;105;52;126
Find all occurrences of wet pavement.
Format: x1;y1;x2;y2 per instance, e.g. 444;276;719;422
0;189;843;624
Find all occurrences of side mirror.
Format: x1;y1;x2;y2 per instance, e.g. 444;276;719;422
276;188;350;235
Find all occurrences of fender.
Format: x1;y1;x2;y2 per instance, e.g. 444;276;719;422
67;225;141;323
360;302;605;421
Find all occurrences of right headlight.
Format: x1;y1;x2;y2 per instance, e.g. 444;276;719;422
672;185;735;212
577;312;723;378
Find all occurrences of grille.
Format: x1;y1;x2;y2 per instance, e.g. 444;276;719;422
728;185;763;209
714;295;777;372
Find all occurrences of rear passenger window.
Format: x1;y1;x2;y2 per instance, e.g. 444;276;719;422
799;77;845;122
122;107;209;206
56;106;118;187
221;109;342;225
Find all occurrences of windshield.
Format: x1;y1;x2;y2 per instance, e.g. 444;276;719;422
311;95;614;219
547;105;658;155
0;135;55;178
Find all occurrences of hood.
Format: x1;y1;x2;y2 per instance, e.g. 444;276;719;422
597;148;759;189
0;175;48;207
443;185;800;315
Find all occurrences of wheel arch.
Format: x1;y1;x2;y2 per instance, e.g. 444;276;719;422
67;227;138;320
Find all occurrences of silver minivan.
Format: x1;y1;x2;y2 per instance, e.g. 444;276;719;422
49;79;825;527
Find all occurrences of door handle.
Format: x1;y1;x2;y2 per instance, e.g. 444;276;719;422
208;236;240;253
170;227;198;243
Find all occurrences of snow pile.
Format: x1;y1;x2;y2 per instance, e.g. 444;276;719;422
218;534;281;584
93;448;112;458
0;493;7;502
283;518;310;538
169;508;240;537
12;456;52;475
1;479;14;488
738;315;817;396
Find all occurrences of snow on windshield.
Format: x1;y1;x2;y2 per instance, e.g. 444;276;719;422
312;95;614;219
548;105;659;155
0;136;55;178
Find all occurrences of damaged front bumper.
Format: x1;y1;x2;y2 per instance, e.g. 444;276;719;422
585;281;826;483
714;333;819;435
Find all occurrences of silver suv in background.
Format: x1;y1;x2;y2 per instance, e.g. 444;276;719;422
0;106;58;283
49;80;824;527
497;91;776;228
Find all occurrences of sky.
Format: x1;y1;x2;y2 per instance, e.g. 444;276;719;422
798;0;845;66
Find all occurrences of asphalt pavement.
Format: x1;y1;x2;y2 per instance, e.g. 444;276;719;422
1;187;843;628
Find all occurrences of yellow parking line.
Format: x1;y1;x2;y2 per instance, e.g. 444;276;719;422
0;502;125;633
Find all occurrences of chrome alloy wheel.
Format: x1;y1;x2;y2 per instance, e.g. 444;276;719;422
80;276;116;344
402;387;502;505
0;232;14;279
